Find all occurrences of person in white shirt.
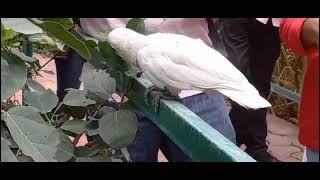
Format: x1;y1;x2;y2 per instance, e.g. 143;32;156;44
76;18;236;161
208;18;281;162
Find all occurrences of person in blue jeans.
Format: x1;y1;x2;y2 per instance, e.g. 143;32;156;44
56;18;236;161
128;93;235;161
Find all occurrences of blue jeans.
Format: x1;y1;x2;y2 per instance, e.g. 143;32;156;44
306;147;319;162
127;93;236;162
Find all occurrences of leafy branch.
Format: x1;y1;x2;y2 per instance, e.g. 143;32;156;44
1;18;144;162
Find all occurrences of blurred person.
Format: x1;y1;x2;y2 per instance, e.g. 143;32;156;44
208;18;282;162
279;18;319;162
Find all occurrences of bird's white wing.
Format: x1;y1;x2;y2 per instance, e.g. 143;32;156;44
137;34;271;109
138;34;249;92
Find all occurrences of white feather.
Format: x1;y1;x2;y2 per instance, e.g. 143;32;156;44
108;28;271;109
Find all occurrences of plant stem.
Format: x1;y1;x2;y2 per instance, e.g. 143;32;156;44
50;102;63;122
43;112;51;125
92;104;103;118
38;56;55;71
118;76;133;109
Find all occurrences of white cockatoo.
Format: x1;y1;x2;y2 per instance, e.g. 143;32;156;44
107;27;271;110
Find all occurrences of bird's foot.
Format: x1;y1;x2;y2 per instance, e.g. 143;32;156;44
136;70;143;78
152;92;180;112
144;86;180;112
144;86;166;104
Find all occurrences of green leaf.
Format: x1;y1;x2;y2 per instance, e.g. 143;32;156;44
28;33;65;52
86;119;99;136
1;122;19;149
119;101;137;111
1;23;5;40
1;122;7;138
9;48;37;63
85;40;97;48
87;128;99;137
73;36;110;72
26;79;46;92
1;18;43;35
88;137;110;150
30;20;91;60
8;106;45;124
28;33;54;45
4;106;74;162
24;89;58;113
98;32;109;41
74;146;100;157
1;113;7;120
4;29;18;42
76;154;111;162
74;29;98;41
42;18;73;30
125;65;141;77
60;119;88;134
1;23;19;42
59;104;87;119
99;110;138;148
1;139;18;162
98;41;117;59
98;41;129;77
98;106;116;117
63;89;96;107
1;137;11;145
82;70;116;101
1;53;27;102
29;58;41;71
74;29;98;48
1;56;9;76
87;47;109;70
126;18;146;34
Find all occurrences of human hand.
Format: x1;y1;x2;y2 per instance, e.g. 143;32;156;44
301;18;319;49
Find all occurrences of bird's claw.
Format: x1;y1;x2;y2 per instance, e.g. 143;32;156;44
136;70;143;78
152;92;180;112
144;86;180;112
144;86;166;105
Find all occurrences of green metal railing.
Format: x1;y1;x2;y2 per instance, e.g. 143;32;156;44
270;82;300;103
117;77;255;162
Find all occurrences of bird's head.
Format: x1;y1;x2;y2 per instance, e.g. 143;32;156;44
108;28;148;66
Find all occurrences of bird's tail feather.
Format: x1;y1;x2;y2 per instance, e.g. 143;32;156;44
206;88;271;110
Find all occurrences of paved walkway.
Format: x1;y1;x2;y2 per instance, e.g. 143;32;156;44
17;54;303;162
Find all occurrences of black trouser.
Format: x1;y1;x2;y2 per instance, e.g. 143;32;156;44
55;49;86;102
211;18;281;157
